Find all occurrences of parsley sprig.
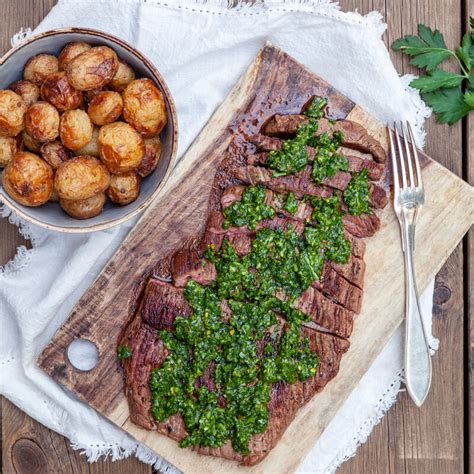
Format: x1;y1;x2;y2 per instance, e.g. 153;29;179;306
392;19;474;125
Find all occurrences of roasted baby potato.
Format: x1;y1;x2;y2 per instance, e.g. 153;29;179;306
74;126;99;158
8;80;40;107
60;109;93;150
25;101;60;142
109;59;136;92
41;71;83;112
138;136;161;177
0;135;21;167
2;151;53;206
98;121;144;174
123;78;167;137
87;91;123;125
23;54;59;86
22;130;42;153
41;140;74;170
58;42;92;71
106;171;141;205
60;192;106;219
66;46;118;91
0;90;27;137
55;155;110;200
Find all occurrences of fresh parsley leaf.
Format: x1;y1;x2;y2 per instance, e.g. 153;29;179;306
464;91;474;108
409;70;464;93
392;24;453;71
457;32;473;72
470;17;474;30
423;88;474;125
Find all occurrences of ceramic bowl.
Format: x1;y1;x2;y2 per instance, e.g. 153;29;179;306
0;28;178;232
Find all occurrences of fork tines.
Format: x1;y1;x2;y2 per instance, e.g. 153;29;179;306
388;122;423;192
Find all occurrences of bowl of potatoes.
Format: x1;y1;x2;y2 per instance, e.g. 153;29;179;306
0;28;177;232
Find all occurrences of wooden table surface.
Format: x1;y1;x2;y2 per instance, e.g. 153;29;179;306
1;0;472;473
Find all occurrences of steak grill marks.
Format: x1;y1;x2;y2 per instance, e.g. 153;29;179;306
119;101;387;465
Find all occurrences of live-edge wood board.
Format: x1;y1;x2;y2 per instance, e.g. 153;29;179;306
38;45;474;473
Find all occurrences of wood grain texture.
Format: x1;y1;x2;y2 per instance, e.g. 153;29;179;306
1;1;472;473
37;44;474;473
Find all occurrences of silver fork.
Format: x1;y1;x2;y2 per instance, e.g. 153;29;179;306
388;122;432;407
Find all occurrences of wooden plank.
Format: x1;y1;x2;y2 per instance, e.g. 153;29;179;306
36;44;474;473
465;3;473;473
0;1;151;472
338;0;466;473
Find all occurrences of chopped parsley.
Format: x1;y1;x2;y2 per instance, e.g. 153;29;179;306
343;169;371;215
117;345;132;360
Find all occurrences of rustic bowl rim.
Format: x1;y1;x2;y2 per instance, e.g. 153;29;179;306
0;27;178;233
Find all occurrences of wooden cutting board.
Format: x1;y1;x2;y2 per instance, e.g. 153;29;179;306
38;45;474;473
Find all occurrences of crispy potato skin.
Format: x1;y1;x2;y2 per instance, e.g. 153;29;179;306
60;109;93;150
75;126;100;157
138;136;161;177
25;101;60;142
60;192;106;219
98;121;144;173
0;90;27;137
87;91;123;125
41;140;74;170
106;171;141;205
55;155;110;200
109;59;136;92
2;151;53;206
58;42;92;71
22;130;42;153
122;78;167;137
23;54;59;86
41;71;83;112
0;135;21;167
8;80;40;107
66;46;118;91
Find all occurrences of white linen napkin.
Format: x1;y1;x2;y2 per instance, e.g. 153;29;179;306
0;1;437;472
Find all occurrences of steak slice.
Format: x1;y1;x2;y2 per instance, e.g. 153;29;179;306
344;230;366;258
248;133;284;151
369;183;389;209
312;265;363;313
294;286;354;338
263;115;386;163
343;212;381;238
172;249;217;288
140;279;191;330
235;165;332;198
347;155;384;180
327;253;366;289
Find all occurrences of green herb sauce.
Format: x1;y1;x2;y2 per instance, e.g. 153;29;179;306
223;185;275;230
283;191;298;215
343;169;371;215
117;345;132;360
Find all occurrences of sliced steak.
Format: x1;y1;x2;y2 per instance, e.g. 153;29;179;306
347;155;384;180
327;253;366;289
343;212;381;238
242;328;350;465
294;286;354;338
312;265;363;313
248;134;282;151
321;171;352;191
263;114;386;163
369;183;389;209
344;230;366;258
235;165;332;198
140;279;190;330
172;249;217;287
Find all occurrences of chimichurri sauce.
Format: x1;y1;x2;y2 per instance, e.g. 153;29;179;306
343;169;371;215
147;97;370;455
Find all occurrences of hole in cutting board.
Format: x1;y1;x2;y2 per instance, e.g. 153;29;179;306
66;339;99;371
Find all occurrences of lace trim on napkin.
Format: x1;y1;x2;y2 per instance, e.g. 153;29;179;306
3;1;433;472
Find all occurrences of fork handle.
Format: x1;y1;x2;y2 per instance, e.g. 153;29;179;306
401;204;432;407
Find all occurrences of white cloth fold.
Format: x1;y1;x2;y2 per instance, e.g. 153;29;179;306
0;1;436;472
